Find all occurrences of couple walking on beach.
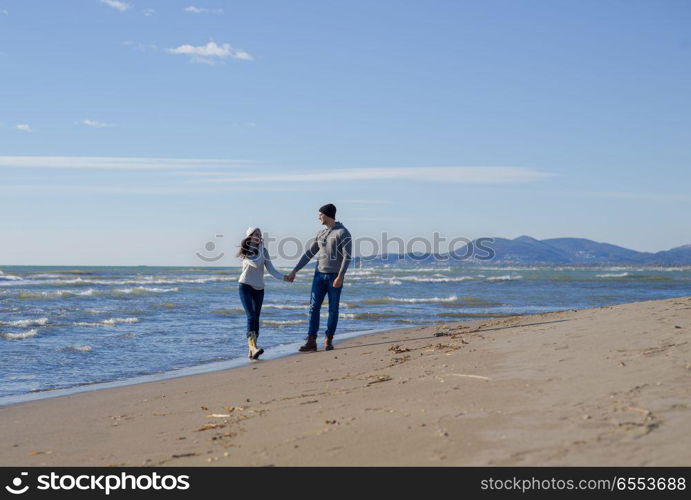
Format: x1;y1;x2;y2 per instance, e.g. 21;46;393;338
237;204;352;360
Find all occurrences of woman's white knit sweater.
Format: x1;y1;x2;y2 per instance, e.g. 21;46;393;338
238;244;284;290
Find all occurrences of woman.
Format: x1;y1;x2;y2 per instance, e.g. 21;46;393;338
237;227;285;360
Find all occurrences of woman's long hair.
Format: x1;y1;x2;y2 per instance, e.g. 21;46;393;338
237;235;259;259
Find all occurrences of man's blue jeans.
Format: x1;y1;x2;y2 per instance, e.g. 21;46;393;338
307;270;342;337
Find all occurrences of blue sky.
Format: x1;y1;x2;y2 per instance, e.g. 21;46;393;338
1;0;690;265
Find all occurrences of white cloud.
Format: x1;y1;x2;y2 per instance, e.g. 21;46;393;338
0;158;552;196
100;0;131;12
194;167;553;184
143;8;156;16
0;183;306;195
166;42;253;64
184;6;223;15
82;119;116;128
232;50;253;61
0;156;252;170
15;124;32;132
2;159;547;184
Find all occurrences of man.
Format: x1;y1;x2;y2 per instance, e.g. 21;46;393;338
287;203;352;352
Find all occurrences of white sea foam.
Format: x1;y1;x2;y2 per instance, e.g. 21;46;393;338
15;286;178;299
261;319;305;326
103;317;139;325
0;273;23;281
41;276;236;286
2;329;39;340
596;272;630;278
113;286;179;295
63;345;93;352
486;275;523;282
390;267;452;273
373;278;403;285
396;275;475;283
86;309;109;314
0;317;49;327
345;269;377;277
75;317;139;327
15;288;97;299
363;295;460;304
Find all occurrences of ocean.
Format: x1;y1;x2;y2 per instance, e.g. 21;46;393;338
1;264;690;402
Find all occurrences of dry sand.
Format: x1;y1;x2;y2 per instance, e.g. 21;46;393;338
1;296;690;466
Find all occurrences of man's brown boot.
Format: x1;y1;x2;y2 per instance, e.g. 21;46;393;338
298;335;317;352
324;335;334;351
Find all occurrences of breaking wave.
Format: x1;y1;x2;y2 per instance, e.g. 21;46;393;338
362;295;461;305
113;287;179;295
261;319;305;326
74;317;140;327
11;286;178;299
2;329;39;340
485;275;523;282
396;275;475;283
0;317;49;327
0;273;23;281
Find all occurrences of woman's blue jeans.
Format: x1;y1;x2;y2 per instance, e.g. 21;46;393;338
307;270;342;337
239;283;264;336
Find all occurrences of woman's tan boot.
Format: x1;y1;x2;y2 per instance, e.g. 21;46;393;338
247;332;254;359
248;331;264;360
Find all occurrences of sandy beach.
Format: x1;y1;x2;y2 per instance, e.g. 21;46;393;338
1;296;689;466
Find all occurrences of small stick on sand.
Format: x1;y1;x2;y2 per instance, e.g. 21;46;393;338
626;406;650;415
438;373;492;382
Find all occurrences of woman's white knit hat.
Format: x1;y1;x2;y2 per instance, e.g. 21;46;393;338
246;226;260;237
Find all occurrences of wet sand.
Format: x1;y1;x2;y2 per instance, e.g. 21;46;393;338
1;296;689;466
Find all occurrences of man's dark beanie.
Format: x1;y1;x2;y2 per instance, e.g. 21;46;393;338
319;203;337;219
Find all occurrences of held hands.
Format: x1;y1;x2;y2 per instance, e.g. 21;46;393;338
284;271;297;283
333;275;344;288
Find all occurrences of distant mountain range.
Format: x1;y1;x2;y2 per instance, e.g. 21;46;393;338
357;236;691;266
